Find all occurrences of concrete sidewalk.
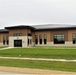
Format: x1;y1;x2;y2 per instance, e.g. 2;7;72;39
0;57;76;62
0;47;14;50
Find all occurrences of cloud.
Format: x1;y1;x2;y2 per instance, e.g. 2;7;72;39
0;0;76;29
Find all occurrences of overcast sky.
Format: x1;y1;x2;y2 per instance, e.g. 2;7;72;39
0;0;76;29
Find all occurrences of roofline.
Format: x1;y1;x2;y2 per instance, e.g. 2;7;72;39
34;27;76;31
4;24;76;31
0;29;9;33
0;31;9;33
5;25;35;30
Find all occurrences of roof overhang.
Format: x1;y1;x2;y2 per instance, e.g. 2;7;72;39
34;27;76;31
0;29;9;33
5;25;35;30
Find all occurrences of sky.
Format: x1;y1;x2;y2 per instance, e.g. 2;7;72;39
0;0;76;29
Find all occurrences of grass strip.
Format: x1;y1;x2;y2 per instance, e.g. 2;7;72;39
0;48;76;59
0;58;76;72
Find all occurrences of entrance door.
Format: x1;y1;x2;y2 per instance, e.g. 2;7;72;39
14;40;22;47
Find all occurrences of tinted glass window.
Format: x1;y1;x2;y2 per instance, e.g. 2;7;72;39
35;35;38;44
73;34;76;44
44;34;47;44
54;34;65;44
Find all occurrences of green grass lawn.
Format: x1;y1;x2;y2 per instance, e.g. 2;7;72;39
0;47;76;59
0;58;76;72
0;47;76;72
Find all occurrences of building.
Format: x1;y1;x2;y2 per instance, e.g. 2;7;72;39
0;24;76;47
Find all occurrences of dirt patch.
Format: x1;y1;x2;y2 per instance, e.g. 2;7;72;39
0;66;76;75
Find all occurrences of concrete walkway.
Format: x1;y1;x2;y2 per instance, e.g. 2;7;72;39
0;47;14;50
0;57;76;62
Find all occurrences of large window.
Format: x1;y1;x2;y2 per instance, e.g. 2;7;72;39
73;34;76;44
54;34;65;44
39;35;42;44
44;34;47;44
13;33;22;36
35;35;38;44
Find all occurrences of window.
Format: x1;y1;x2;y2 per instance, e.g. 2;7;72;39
28;33;32;36
13;33;22;36
73;34;76;44
6;36;9;45
3;36;6;45
30;39;32;44
39;35;42;44
44;34;47;44
28;39;32;45
54;34;65;44
35;35;38;44
7;40;9;45
28;39;29;44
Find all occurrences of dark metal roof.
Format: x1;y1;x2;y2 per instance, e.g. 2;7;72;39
0;29;9;33
4;24;76;31
32;24;76;30
5;25;35;30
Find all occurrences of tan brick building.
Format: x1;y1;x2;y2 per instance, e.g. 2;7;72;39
0;24;76;47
